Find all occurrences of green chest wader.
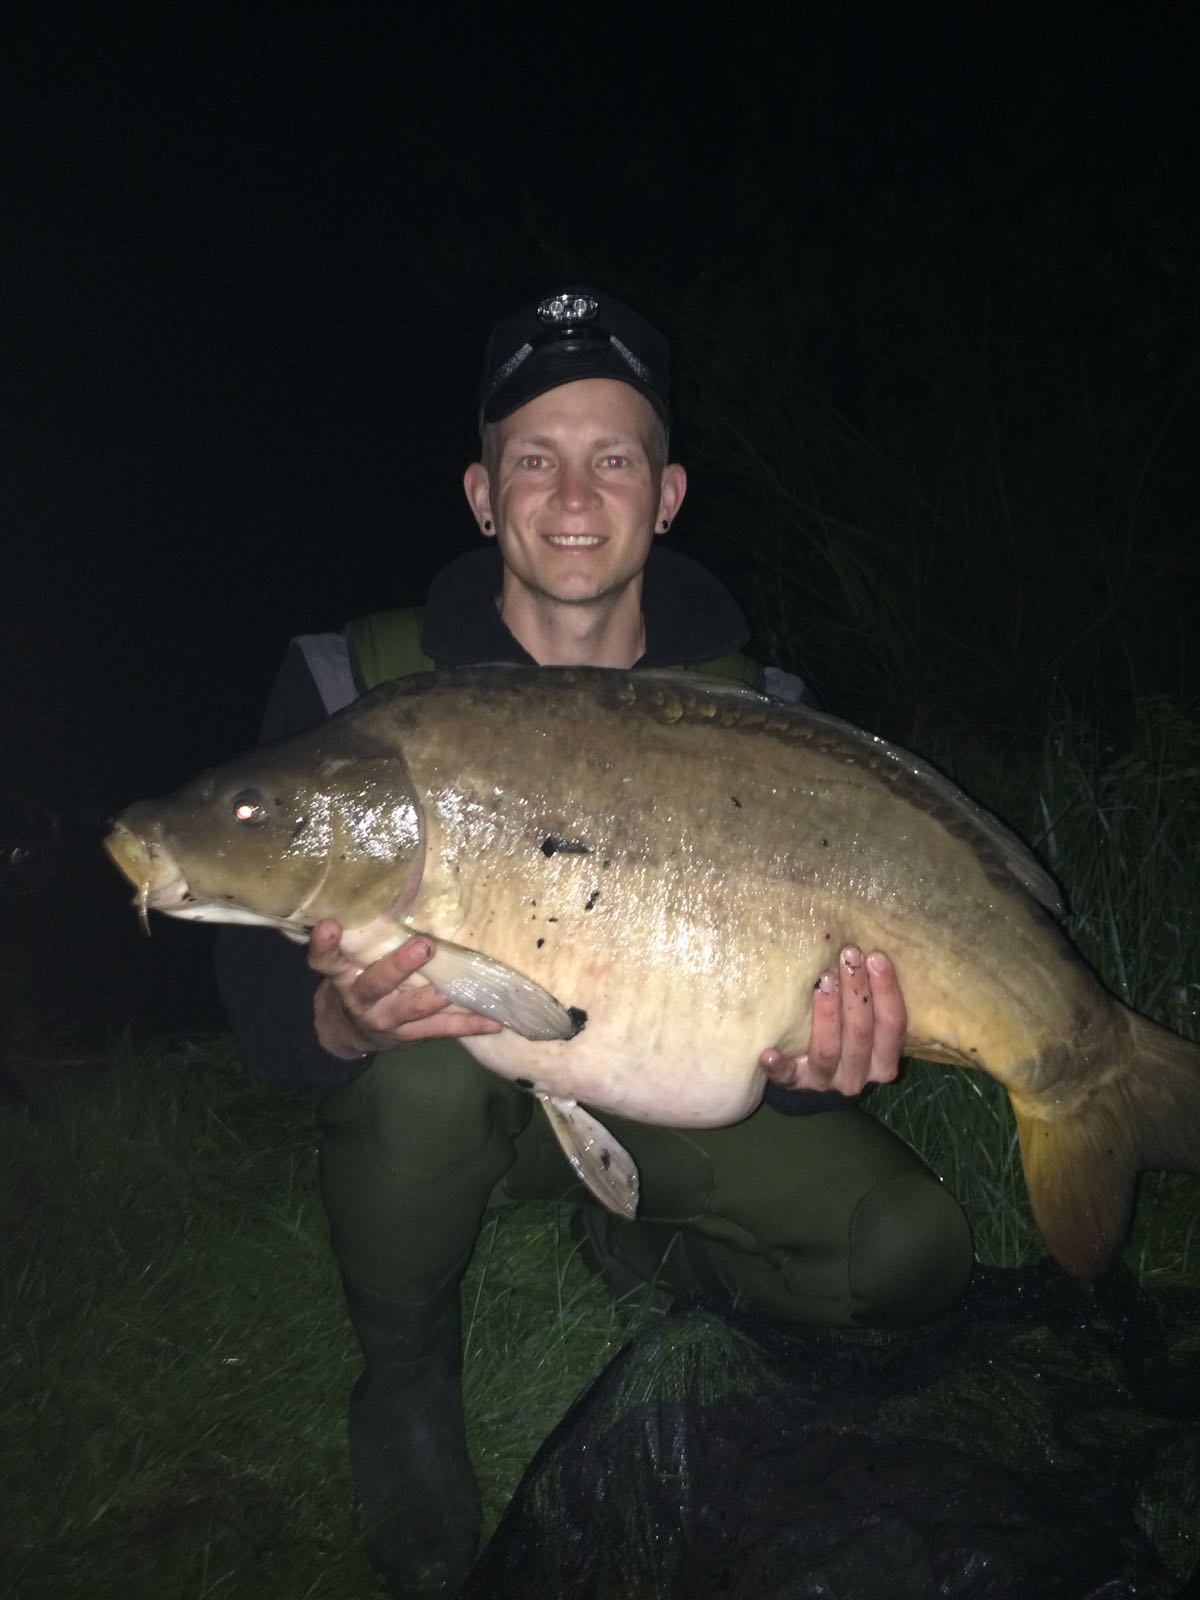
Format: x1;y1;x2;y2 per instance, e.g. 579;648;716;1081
319;609;972;1335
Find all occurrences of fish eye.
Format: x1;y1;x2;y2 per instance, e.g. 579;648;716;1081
231;788;269;825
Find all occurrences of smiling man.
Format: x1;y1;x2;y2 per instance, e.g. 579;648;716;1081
217;286;973;1599
463;374;685;661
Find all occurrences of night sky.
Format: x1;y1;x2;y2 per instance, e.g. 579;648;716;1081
4;2;1197;1038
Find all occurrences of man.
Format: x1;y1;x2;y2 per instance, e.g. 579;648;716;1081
217;286;973;1598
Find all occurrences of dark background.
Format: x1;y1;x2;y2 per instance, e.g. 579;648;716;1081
4;1;1197;1041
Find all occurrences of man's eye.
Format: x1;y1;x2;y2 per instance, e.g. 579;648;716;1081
518;454;548;469
600;454;628;468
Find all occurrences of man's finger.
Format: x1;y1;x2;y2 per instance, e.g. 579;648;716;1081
307;917;349;975
362;976;448;1027
805;967;842;1079
832;945;874;1087
350;936;435;1007
865;950;906;1083
393;1008;507;1044
759;1046;800;1085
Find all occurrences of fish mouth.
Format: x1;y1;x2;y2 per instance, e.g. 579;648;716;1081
102;822;310;941
104;821;192;921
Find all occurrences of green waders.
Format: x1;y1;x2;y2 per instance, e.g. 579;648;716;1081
320;1043;973;1335
320;1048;972;1596
320;614;974;1594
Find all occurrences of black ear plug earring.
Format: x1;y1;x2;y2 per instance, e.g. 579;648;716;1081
484;520;493;531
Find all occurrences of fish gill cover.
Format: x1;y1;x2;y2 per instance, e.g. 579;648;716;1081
464;1266;1200;1599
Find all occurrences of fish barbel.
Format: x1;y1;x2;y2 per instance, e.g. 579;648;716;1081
104;667;1200;1277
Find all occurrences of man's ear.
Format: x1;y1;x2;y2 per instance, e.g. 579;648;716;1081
655;462;688;534
463;462;495;536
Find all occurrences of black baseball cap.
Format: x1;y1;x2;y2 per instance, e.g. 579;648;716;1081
478;286;671;434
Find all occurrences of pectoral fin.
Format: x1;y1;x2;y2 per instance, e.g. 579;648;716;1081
420;938;579;1041
536;1093;639;1219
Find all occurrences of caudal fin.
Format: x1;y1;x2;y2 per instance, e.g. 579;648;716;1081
1012;1010;1200;1279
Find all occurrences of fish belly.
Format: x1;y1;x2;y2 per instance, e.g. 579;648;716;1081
459;1001;771;1126
410;860;840;1124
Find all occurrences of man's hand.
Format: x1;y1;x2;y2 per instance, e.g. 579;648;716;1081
759;946;905;1096
309;920;503;1059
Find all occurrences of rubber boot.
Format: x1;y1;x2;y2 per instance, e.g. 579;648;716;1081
571;1207;718;1319
344;1277;481;1598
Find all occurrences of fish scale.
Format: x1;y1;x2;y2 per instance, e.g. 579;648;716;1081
105;666;1200;1278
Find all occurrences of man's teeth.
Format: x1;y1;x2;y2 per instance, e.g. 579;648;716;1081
547;534;603;547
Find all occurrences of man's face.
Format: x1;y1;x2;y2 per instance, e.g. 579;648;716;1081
466;378;685;610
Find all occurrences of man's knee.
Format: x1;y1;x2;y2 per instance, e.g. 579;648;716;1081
318;1046;531;1302
320;1043;528;1184
848;1172;974;1327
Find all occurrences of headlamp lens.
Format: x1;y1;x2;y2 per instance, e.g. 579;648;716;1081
537;292;600;327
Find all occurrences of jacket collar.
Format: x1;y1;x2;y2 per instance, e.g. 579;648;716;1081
420;545;749;668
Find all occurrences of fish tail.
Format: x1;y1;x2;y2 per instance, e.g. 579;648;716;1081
1013;1011;1200;1280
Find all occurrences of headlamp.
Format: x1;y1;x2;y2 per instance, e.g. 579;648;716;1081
478;285;670;430
532;292;608;357
536;292;600;330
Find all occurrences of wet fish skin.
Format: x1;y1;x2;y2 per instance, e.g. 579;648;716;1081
104;667;1200;1278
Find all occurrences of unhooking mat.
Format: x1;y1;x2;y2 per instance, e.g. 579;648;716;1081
464;1265;1200;1599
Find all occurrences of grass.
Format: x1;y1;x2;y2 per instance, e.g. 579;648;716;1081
872;691;1200;1278
4;695;1198;1595
0;1040;633;1597
673;196;1198;747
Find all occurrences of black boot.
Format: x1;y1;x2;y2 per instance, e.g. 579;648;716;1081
343;1277;482;1598
571;1207;723;1319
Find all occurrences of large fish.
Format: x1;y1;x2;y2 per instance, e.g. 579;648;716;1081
105;667;1200;1278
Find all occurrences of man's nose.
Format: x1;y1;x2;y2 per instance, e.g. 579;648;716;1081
553;461;600;510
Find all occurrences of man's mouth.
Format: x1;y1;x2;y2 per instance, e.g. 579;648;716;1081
545;534;605;548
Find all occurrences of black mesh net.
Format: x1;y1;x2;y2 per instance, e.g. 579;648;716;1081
464;1266;1200;1599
